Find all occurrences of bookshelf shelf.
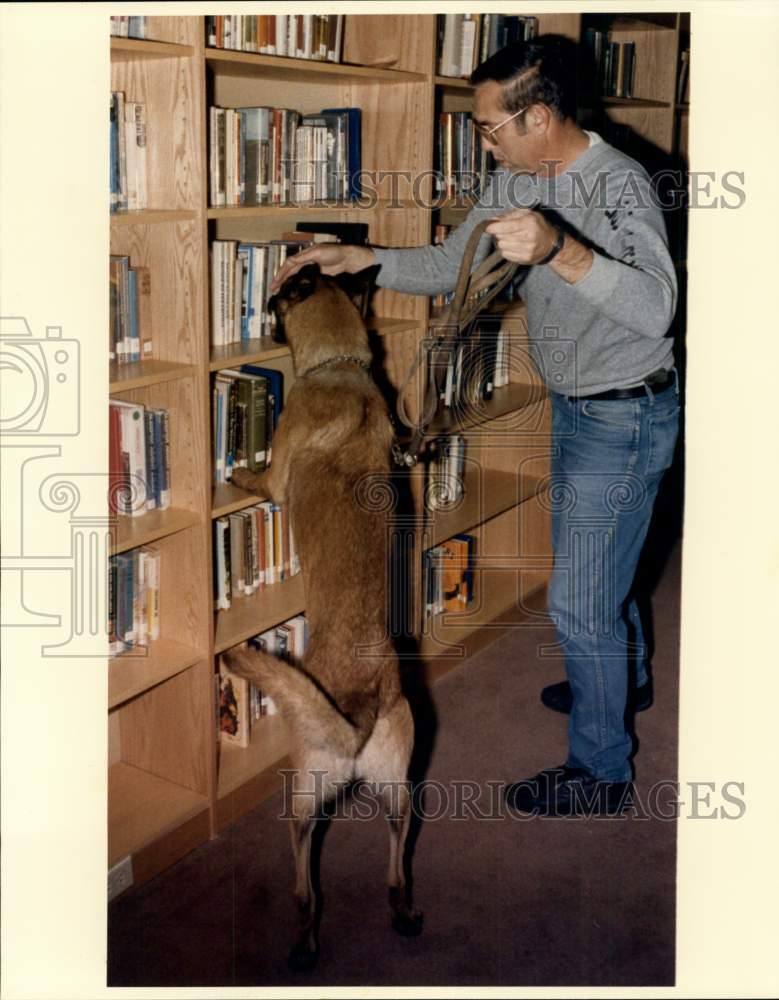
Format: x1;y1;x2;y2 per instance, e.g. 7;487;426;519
109;639;203;709
427;469;542;548
601;14;677;32
108;762;209;866
109;360;198;394
600;97;671;109
111;507;200;554
435;74;473;91
206;200;411;220
426;382;548;437
206;48;427;83
419;577;548;671
209;338;289;372
369;317;423;336
211;482;265;519
209;325;419;371
110;37;195;59
214;573;306;654
110;209;197;227
217;713;291;798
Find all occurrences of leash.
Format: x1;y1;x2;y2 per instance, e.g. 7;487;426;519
392;219;521;468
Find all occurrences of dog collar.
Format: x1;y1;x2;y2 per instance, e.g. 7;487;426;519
299;355;371;378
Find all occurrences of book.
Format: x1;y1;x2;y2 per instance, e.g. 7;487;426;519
218;657;250;747
109;545;161;653
320;107;362;201
206;15;343;62
109;400;171;514
110;92;147;213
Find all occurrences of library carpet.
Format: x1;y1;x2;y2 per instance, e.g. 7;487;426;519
109;540;681;987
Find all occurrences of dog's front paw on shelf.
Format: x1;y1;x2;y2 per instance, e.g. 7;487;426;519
230;467;262;494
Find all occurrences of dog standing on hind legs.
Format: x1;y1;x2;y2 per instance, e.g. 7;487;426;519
222;263;422;970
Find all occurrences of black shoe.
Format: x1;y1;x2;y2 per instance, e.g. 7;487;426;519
540;679;653;715
504;765;633;817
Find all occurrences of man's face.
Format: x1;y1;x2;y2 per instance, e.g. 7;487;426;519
472;79;538;175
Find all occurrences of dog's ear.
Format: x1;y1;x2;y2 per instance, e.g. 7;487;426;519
333;264;382;317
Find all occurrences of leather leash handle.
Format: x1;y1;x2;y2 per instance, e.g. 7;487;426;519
394;219;520;468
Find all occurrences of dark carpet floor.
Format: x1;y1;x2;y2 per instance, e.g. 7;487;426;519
108;539;681;988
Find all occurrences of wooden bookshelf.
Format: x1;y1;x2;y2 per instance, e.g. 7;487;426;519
111;507;200;554
214;574;307;654
205;48;427;83
111;37;195;60
109;360;197;393
106;12;690;896
109;638;203;709
108;15;214;897
110;209;197;226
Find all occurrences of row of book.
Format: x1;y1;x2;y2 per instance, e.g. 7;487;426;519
435;112;491;201
109;256;152;364
110;16;148;39
583;31;637;100
437;14;538;78
206;15;344;63
109;401;171;517
110;92;148;213
426;435;466;511
109;546;160;655
423;534;477;620
218;615;309;747
432;320;513;409
209;105;361;207
213;506;300;610
677;49;690;104
210;236;335;347
212;364;283;482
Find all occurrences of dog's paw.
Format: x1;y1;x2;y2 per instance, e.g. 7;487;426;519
230;467;259;493
391;908;424;937
287;940;319;972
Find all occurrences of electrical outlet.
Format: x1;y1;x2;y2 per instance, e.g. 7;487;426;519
107;855;133;902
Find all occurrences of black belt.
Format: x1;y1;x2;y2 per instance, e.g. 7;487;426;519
569;370;675;402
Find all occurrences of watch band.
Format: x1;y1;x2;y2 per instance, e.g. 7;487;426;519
537;226;565;265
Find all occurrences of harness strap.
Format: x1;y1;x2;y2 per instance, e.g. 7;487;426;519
394;220;520;468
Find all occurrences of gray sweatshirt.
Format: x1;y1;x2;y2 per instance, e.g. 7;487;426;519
372;133;677;396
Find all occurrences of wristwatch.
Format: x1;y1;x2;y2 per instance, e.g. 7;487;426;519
537;226;565;265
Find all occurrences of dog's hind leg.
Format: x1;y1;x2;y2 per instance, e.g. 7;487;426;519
285;752;352;971
356;698;423;936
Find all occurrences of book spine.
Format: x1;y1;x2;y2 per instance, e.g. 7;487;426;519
116;91;127;211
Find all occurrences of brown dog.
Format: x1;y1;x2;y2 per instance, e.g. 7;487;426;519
223;264;421;970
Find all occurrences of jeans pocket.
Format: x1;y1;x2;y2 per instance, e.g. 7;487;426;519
645;404;680;478
581;399;637;428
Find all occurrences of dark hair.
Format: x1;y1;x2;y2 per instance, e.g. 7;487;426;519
469;34;578;123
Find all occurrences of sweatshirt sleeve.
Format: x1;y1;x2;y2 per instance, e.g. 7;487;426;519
571;164;678;339
372;178;500;296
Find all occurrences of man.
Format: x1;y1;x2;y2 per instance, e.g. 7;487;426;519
271;37;680;816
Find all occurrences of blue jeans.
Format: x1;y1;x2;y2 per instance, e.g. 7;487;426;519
546;375;680;782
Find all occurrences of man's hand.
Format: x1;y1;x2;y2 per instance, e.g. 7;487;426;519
270;243;376;293
485;208;560;264
485;209;593;283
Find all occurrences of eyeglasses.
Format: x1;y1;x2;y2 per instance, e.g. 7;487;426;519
473;106;528;142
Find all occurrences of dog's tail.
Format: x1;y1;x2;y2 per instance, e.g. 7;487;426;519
221;646;370;758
